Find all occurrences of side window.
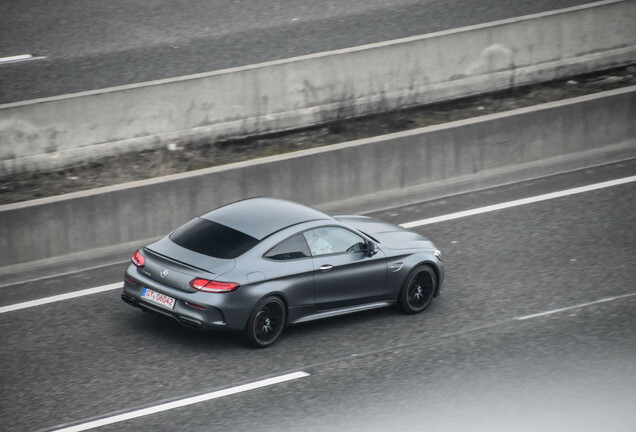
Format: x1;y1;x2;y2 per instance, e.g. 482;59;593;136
303;227;366;256
265;234;311;261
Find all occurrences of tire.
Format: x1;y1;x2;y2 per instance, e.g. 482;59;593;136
399;264;436;314
244;296;287;348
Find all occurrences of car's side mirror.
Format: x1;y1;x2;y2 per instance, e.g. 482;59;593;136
366;241;378;257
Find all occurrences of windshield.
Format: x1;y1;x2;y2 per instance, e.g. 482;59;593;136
169;218;259;259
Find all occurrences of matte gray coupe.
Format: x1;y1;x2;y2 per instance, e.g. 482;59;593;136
122;197;444;347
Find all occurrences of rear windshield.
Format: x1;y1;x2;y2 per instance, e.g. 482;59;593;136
169;218;259;259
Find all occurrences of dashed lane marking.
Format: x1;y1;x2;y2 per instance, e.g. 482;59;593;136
0;54;46;64
0;283;121;314
51;372;310;432
514;292;636;320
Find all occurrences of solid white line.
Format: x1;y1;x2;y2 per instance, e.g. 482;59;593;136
52;371;310;432
0;283;121;314
514;292;636;321
400;175;636;228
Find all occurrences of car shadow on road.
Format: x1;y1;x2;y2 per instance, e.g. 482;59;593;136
120;300;442;354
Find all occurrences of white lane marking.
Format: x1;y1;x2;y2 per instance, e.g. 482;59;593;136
514;292;636;320
0;54;46;64
52;371;310;432
400;175;636;228
0;283;121;314
0;54;32;62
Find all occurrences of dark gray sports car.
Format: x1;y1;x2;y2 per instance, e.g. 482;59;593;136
122;197;444;347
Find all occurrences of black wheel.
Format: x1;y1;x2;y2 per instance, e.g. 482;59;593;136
399;264;436;314
244;296;286;348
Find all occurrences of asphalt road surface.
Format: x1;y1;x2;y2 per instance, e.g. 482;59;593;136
0;0;595;103
1;159;635;431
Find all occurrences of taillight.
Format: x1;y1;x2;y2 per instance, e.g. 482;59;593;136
132;250;145;267
190;278;240;293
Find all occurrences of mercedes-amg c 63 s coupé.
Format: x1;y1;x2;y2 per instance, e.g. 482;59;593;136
122;197;444;347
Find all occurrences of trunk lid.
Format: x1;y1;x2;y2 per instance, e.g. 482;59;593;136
142;236;236;292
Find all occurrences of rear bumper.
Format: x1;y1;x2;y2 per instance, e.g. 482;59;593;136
122;264;249;332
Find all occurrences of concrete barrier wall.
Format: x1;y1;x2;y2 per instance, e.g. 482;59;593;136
1;0;635;175
1;86;635;268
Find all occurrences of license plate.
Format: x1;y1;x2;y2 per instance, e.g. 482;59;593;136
141;288;176;310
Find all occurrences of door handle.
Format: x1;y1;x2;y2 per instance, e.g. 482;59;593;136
319;264;333;272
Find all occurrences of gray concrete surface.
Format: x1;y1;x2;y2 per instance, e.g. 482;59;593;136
1;0;635;175
1;86;634;269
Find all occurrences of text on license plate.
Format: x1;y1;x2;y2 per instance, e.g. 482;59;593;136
142;288;176;310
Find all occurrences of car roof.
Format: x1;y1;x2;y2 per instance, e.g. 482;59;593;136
200;197;334;240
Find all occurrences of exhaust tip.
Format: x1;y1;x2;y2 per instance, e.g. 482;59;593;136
178;316;203;329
